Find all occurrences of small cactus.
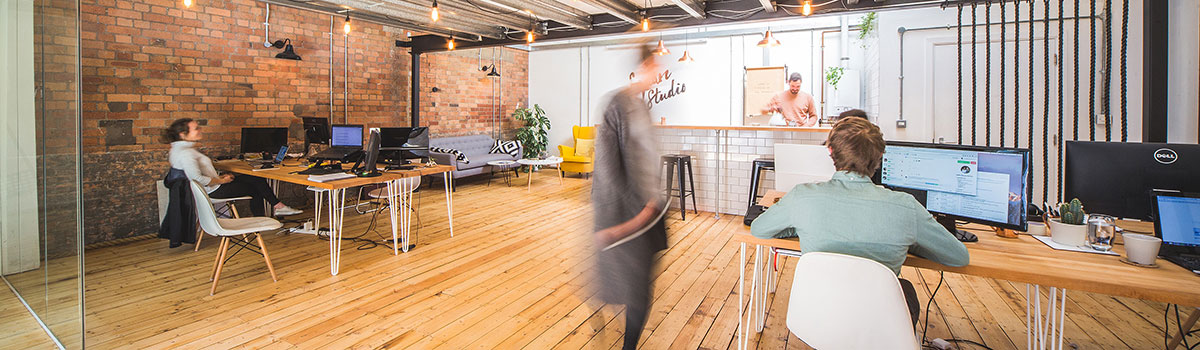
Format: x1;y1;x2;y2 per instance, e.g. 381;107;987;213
1057;198;1086;225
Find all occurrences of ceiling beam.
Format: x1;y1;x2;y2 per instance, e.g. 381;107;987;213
473;0;593;29
577;0;640;24
670;0;705;18
321;0;506;39
756;0;774;12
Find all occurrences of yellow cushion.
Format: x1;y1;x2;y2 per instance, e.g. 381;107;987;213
574;139;595;158
561;155;592;163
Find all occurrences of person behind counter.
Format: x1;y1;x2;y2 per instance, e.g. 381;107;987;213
762;73;819;127
749;117;969;326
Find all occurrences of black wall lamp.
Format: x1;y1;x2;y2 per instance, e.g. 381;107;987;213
271;39;302;60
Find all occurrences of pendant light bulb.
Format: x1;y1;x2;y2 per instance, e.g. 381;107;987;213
447;38;455;50
757;29;781;47
641;18;649;32
343;16;351;34
801;0;812;16
678;50;693;62
183;0;192;7
526;31;535;43
653;38;670;56
431;0;440;22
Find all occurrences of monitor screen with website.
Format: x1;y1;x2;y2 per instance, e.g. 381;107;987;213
1153;193;1200;249
330;125;363;148
240;127;288;154
876;141;1032;232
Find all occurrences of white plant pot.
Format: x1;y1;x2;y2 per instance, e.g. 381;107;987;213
1048;219;1088;247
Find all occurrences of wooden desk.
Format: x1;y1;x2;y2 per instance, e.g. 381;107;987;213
215;161;456;275
738;190;1200;349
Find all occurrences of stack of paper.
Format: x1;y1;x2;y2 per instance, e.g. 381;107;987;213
307;173;356;183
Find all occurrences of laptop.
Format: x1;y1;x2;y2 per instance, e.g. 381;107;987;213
251;146;288;170
1150;191;1200;273
313;124;364;161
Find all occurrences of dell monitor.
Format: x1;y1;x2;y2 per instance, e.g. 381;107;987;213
875;141;1032;234
1065;141;1200;221
240;127;288;156
303;117;331;145
330;124;364;148
379;127;430;163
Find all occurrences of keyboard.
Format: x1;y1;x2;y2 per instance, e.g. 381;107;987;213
1164;254;1200;272
313;147;360;161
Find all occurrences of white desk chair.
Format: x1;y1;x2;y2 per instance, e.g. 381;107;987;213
367;176;421;254
786;252;919;350
195;195;251;251
190;181;282;295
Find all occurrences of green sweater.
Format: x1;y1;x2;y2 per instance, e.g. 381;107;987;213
750;171;969;275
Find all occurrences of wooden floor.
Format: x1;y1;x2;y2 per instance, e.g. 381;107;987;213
65;169;1200;349
0;281;56;348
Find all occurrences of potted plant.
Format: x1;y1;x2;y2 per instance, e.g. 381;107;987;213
513;104;551;163
824;67;845;91
1048;198;1088;247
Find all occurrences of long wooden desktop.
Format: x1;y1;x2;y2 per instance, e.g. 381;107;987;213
214;160;455;276
736;190;1200;350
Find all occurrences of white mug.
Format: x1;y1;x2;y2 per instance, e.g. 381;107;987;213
1122;233;1162;266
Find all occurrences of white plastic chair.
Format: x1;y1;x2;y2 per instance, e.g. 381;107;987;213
786;252;919;350
190;181;282;295
195;195;251;251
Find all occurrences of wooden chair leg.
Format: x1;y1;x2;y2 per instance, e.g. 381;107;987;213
210;237;226;280
211;237;231;295
195;227;204;252
256;234;278;282
230;204;241;218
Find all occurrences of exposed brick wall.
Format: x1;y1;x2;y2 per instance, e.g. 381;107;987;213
36;0;85;259
421;48;528;140
77;0;529;244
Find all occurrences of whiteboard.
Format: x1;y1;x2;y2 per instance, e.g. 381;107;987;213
743;66;787;123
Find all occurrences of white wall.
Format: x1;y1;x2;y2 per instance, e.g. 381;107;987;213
1168;0;1200;144
1;0;41;275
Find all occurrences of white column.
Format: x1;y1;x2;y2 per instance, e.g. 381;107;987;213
0;0;39;275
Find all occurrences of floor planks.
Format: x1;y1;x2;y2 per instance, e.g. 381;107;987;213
7;168;1197;349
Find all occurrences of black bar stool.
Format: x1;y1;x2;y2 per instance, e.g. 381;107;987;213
747;157;775;211
661;154;698;220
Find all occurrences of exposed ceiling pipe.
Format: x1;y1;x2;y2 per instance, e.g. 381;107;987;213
328;0;505;39
255;0;475;40
264;3;273;47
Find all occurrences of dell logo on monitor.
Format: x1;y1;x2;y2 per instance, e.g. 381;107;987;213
1154;148;1178;164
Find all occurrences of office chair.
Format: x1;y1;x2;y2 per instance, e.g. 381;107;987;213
190;181;282;295
786;252;919;349
195;196;252;251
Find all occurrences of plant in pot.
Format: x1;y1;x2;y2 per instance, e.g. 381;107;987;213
513;104;551;167
1048;198;1088;247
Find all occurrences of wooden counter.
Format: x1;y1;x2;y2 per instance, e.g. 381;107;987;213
655;124;832;133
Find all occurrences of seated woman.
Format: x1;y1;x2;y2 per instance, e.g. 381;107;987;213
749;117;968;326
163;118;301;217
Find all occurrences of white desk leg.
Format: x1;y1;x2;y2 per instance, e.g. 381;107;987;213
754;245;765;332
1026;284;1068;350
313;190;323;233
443;172;455;237
328;189;345;275
737;242;746;350
403;178;413;252
387;180;399;255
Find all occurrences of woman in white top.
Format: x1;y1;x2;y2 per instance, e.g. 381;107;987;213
164;118;301;217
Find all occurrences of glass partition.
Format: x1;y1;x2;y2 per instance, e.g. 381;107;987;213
1;0;84;348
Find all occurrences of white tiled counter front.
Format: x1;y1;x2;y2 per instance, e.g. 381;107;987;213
654;125;830;216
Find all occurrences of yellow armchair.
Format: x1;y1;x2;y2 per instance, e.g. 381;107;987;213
558;125;596;175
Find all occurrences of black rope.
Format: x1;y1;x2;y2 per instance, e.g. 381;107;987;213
1089;0;1096;141
1103;0;1112;141
958;3;964;145
1056;0;1064;203
985;1;991;147
971;1;978;146
1028;0;1037;209
1072;0;1080;142
1119;0;1128;142
1043;0;1050;206
1014;0;1020;148
1000;0;1006;148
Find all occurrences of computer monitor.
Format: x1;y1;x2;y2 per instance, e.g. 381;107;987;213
303;117;331;145
330;124;364;148
1065;141;1200;221
875;141;1032;233
355;129;382;177
1151;192;1200;254
240;127;288;155
379;127;430;162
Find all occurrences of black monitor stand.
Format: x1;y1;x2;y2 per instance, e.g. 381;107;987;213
936;214;978;242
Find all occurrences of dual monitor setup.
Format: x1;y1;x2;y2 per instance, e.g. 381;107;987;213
872;141;1199;269
239;117;431;177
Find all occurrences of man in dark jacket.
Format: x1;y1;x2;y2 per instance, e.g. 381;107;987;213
592;44;668;350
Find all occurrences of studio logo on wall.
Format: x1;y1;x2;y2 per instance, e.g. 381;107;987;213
629;69;686;110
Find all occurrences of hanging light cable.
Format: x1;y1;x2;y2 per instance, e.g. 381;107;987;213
431;0;440;22
678;30;694;62
343;14;351;34
801;0;812;16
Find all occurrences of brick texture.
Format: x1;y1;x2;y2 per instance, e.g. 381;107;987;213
77;0;528;244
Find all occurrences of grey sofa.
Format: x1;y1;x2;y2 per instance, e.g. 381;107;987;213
429;134;523;180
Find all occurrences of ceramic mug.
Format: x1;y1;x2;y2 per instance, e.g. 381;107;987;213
1122;233;1162;266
